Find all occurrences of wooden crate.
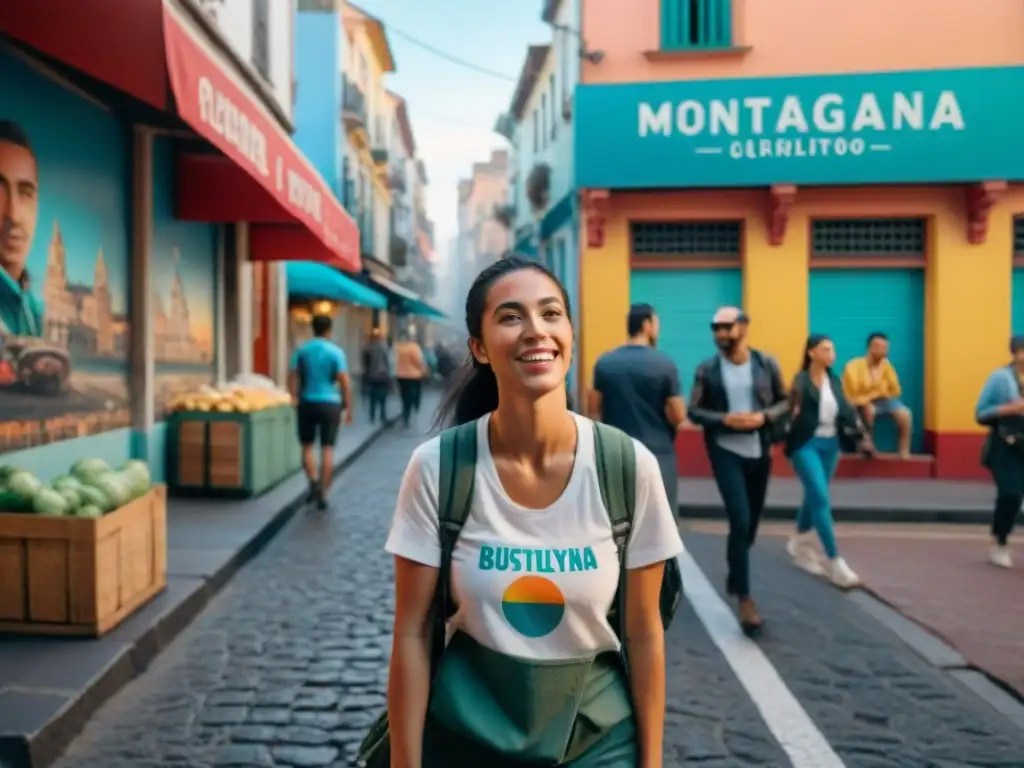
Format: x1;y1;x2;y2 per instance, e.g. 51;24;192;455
0;485;167;636
167;407;299;497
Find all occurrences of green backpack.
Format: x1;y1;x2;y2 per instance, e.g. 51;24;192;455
358;420;683;767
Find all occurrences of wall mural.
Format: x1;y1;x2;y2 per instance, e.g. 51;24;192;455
151;137;217;421
0;49;130;453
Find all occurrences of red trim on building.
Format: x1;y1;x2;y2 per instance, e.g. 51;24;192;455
162;4;359;271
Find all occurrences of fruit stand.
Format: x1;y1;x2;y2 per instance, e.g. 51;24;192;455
0;459;166;637
166;382;302;498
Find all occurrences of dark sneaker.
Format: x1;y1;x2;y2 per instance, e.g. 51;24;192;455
306;479;320;504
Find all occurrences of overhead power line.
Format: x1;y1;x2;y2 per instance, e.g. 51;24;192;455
386;26;518;82
353;2;518;82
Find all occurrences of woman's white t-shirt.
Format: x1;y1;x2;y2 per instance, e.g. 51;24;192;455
815;376;839;438
385;413;685;662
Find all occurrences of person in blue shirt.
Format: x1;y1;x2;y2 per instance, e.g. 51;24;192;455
289;314;352;509
974;334;1024;569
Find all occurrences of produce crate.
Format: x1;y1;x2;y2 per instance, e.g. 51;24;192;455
0;485;167;636
166;406;301;497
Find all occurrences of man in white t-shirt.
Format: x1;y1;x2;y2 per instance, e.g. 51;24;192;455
386;412;684;661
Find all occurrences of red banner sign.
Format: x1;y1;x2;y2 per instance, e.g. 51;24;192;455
162;3;359;271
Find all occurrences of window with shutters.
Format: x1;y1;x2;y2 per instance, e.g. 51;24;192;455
661;0;733;50
252;0;271;83
631;221;741;265
811;219;926;257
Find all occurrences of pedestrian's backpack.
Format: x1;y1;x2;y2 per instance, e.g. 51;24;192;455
365;342;390;380
357;420;684;767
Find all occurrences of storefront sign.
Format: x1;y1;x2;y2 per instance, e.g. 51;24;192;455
162;3;358;269
574;67;1024;188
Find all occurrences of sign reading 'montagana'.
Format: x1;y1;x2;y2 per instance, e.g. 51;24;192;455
574;66;1024;188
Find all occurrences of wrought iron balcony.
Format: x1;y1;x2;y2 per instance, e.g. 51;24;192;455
388;168;407;192
390;233;409;267
342;76;368;133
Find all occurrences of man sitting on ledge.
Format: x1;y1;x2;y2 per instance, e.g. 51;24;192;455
842;332;912;458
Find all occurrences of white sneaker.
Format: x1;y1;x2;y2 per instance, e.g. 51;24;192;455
826;557;861;589
787;532;825;576
989;546;1014;569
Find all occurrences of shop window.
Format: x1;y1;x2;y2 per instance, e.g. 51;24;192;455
252;0;271;83
631;221;741;258
661;0;733;51
1013;217;1024;255
811;218;926;256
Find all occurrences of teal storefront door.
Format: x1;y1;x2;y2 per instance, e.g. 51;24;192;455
809;269;925;453
630;269;743;396
1012;268;1024;334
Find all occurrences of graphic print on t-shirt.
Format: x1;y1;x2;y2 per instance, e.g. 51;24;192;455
501;576;565;638
479;543;600;638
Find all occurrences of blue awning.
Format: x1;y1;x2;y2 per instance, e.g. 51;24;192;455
367;274;447;319
286;262;387;309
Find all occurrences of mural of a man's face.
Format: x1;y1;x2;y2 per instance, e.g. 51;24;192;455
0;136;39;281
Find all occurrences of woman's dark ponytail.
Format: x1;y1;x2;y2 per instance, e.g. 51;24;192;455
801;333;830;371
432;255;571;429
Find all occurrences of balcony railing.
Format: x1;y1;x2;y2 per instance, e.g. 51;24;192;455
371;147;389;168
390;234;409;267
342;76;368;132
388;168;407;193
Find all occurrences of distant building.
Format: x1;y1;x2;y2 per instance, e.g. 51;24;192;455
455;149;510;312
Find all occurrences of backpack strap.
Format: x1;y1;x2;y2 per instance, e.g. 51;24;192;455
430;421;478;674
592;422;636;659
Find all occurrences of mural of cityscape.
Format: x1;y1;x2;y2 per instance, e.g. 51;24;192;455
0;50;131;454
151;137;217;421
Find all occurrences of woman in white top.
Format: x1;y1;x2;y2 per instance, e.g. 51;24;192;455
784;334;874;589
383;256;684;767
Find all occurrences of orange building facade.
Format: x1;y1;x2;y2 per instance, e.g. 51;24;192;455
574;0;1024;479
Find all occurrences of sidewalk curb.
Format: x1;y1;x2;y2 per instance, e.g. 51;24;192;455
847;588;1024;734
0;420;394;768
679;502;990;525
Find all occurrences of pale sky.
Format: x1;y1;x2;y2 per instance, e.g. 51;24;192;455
355;0;549;248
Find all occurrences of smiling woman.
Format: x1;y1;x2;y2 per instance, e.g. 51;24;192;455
370;254;686;768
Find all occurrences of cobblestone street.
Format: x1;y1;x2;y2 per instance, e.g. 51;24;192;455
50;426;1024;768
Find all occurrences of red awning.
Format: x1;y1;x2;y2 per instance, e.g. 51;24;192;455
0;0;359;272
162;2;358;271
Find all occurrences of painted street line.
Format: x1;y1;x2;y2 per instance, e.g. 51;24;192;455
677;549;846;768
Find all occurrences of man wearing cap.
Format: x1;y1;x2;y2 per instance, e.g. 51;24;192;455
688;307;789;636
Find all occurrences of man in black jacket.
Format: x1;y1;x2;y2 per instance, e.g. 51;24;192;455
688;306;789;636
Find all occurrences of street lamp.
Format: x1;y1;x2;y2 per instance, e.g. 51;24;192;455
548;22;604;64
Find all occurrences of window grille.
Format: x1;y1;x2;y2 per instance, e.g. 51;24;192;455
811;219;926;256
1013;218;1024;254
252;0;271;83
631;222;741;257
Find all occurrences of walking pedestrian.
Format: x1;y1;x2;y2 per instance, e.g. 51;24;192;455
288;314;352;509
362;327;391;424
784;334;872;588
688;306;788;636
589;302;687;513
394;329;428;428
974;334;1024;568
381;256;683;767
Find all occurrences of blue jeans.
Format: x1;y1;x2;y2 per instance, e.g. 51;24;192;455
789;435;840;559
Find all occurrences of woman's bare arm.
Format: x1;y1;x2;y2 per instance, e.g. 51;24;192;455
388;556;440;768
624;561;667;768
